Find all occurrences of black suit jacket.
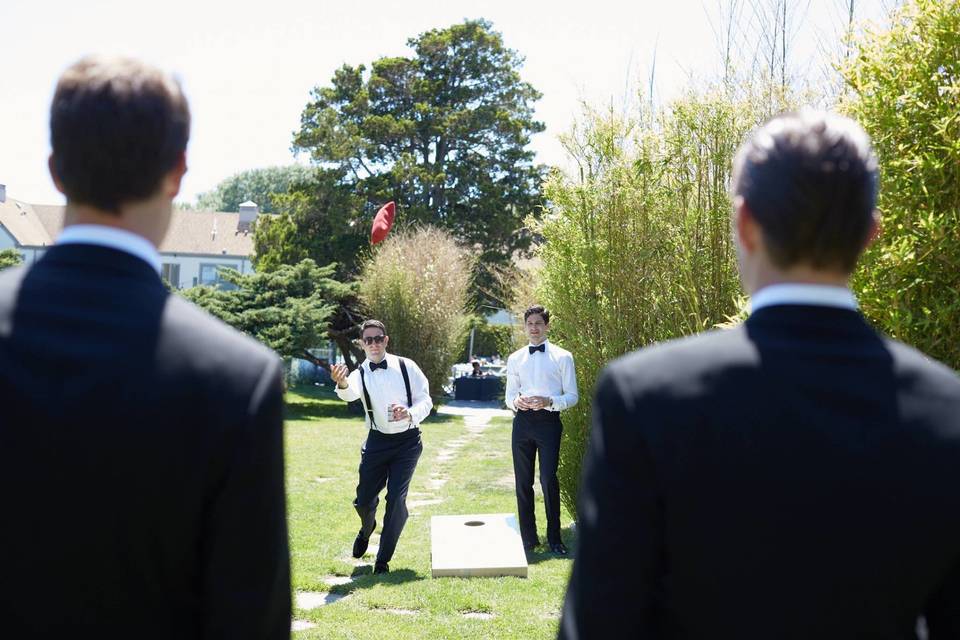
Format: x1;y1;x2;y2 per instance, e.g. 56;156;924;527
0;244;290;639
561;305;960;639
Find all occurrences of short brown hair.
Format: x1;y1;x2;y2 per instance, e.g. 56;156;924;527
361;319;386;335
732;110;878;273
524;305;550;324
50;56;191;213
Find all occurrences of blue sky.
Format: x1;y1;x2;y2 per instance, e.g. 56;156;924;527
0;0;894;206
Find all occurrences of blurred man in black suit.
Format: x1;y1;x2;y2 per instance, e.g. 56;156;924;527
0;56;290;639
560;110;960;639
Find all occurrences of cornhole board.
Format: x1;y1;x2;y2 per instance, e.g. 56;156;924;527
431;513;528;578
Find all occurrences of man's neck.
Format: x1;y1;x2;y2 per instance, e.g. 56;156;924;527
747;266;850;296
528;338;548;347
367;353;388;364
64;200;168;247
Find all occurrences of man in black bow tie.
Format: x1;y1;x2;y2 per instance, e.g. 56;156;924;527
505;305;579;554
331;319;433;574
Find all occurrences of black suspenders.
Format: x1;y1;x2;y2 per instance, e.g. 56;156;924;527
358;357;413;431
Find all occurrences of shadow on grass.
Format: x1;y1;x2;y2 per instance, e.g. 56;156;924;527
285;397;355;422
527;525;577;565
286;385;459;424
328;566;422;595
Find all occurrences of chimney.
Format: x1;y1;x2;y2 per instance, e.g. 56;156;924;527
0;184;6;203
238;200;259;232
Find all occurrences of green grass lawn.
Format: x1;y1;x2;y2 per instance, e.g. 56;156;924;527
284;385;574;639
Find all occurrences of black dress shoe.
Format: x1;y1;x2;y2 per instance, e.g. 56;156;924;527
549;542;569;555
351;519;376;558
352;531;369;558
374;561;389;574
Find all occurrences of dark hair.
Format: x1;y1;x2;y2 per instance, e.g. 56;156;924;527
49;56;191;214
523;305;550;324
361;319;386;335
731;110;878;272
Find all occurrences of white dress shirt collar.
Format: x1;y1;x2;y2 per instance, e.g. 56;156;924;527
57;224;162;274
750;283;858;314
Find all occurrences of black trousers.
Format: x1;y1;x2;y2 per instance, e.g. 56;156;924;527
354;428;423;565
512;410;563;547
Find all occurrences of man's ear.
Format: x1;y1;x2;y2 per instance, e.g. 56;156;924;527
48;155;66;195
734;197;760;255
163;152;188;199
864;210;882;248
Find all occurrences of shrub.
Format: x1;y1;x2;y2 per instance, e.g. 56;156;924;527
179;258;346;361
358;226;472;398
0;249;23;270
841;0;960;369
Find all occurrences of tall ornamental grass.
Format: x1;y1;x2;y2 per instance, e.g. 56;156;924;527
536;88;793;517
358;226;472;398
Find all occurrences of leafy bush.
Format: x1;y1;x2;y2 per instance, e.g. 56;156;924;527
0;249;23;270
841;0;960;369
179;259;347;360
358;226;472;397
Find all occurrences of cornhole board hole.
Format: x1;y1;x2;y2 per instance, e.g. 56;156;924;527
431;513;528;578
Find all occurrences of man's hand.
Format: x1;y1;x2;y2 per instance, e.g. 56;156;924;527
331;364;349;389
390;405;410;422
517;395;552;410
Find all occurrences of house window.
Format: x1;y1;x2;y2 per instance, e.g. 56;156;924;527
161;263;181;288
199;263;237;290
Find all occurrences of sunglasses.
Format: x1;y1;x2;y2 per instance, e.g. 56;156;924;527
362;335;386;345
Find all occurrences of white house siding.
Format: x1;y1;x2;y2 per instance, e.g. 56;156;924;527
159;253;252;289
0;225;16;251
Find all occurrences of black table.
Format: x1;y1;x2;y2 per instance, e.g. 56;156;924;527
453;375;503;401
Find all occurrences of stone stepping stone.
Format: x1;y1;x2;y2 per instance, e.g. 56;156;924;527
462;611;494;620
313;476;334;484
296;591;348;609
292;620;317;631
323;576;353;586
384;608;419;616
408;498;443;508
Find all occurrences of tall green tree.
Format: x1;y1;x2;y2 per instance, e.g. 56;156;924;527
179;259;349;362
196;165;313;213
292;19;546;308
841;0;960;370
253;168;366;279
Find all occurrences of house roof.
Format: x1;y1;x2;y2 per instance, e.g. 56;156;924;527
158;210;255;256
0;199;56;247
1;201;256;257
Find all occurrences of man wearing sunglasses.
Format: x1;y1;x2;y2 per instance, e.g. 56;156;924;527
330;319;432;574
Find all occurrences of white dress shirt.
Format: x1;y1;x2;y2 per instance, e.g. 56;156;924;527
57;224;162;274
335;353;433;433
505;340;579;412
750;283;858;313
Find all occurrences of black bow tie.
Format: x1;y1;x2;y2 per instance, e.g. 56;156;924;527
529;344;545;354
369;360;388;371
